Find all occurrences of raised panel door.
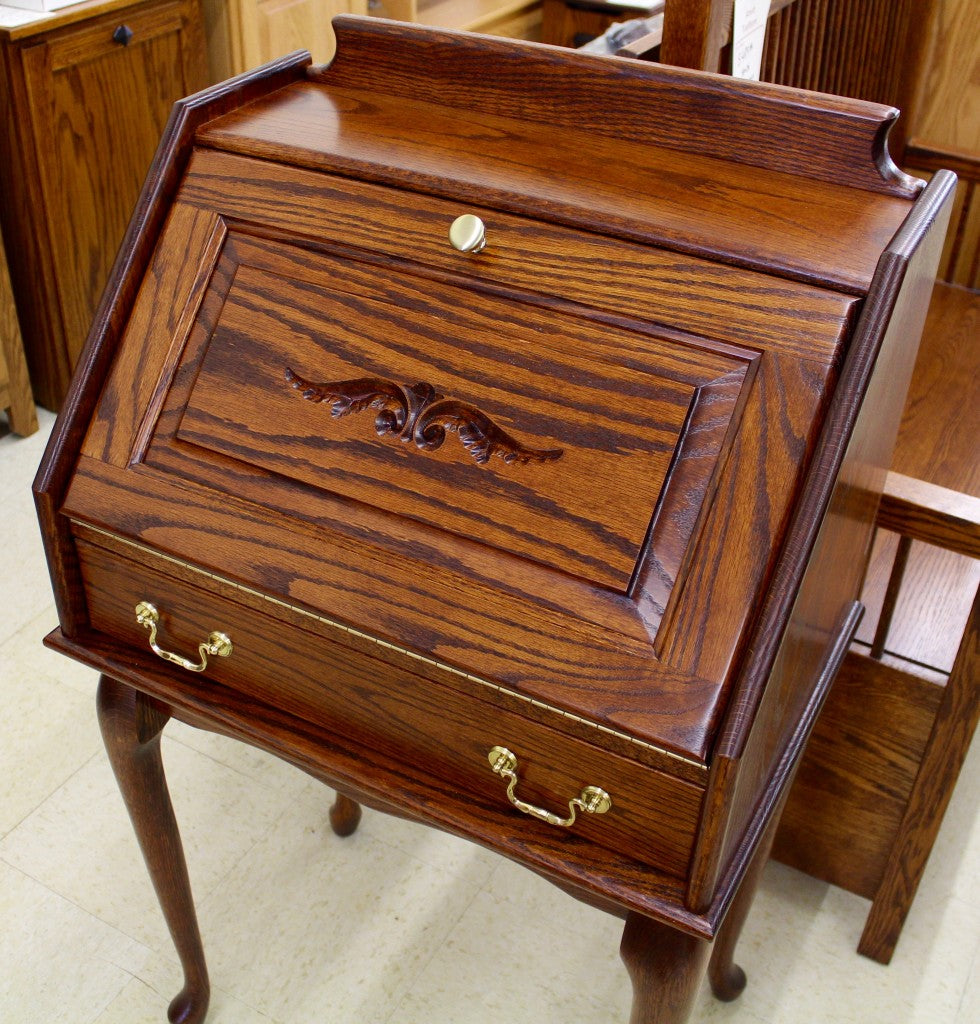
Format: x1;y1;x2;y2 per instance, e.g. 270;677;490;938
19;0;206;402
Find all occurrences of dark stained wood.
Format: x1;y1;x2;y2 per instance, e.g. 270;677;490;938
33;19;955;1023
541;0;663;48
75;534;706;878
757;0;937;161
33;50;313;636
878;474;980;558
174;149;859;357
889;282;980;497
96;675;210;1024
686;171;955;913
621;912;710;1024
306;14;917;204
905;143;980;290
707;811;781;1002
48;627;708;937
329;793;362;837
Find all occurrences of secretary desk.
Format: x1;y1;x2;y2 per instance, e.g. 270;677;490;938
34;18;955;1023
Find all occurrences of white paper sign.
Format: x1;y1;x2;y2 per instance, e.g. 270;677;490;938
732;0;770;81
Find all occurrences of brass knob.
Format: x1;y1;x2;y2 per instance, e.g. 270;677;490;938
449;214;486;254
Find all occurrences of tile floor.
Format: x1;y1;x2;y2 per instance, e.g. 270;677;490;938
1;409;978;1024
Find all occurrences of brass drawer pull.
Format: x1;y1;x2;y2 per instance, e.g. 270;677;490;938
448;214;486;253
134;601;233;673
487;746;612;828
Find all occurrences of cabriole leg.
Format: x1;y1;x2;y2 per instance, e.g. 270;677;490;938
96;675;210;1024
620;912;710;1024
329;792;362;836
708;814;780;1000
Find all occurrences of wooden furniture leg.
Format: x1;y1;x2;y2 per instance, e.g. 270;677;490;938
96;675;210;1024
329;792;362;836
708;815;779;1001
857;586;980;962
620;912;710;1024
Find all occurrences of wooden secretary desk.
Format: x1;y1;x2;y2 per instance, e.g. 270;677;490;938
34;18;954;1024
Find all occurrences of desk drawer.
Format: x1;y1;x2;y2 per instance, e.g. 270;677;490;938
76;534;703;878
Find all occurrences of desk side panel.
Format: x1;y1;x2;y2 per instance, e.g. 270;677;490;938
687;172;957;915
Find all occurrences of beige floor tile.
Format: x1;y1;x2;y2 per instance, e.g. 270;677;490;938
955;947;979;1024
91;953;277;1024
712;861;979;1024
3;604;102;697
3;392;979;1024
0;408;55;503
0;498;58;647
0;859;148;1024
193;798;489;1024
164;717;500;886
0;412;58;645
0;734;297;954
355;805;500;887
920;735;980;909
392;882;632;1024
0;637;102;837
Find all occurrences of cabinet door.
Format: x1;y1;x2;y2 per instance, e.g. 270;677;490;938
244;0;365;68
20;0;207;399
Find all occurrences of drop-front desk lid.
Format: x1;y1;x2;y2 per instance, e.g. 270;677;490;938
52;16;923;774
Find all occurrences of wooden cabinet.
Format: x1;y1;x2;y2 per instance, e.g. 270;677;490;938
0;228;37;436
0;0;207;410
203;0;365;80
35;18;954;1024
203;0;541;81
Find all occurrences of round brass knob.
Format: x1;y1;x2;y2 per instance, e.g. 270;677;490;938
449;214;486;254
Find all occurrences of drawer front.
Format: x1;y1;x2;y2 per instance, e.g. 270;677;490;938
77;536;704;878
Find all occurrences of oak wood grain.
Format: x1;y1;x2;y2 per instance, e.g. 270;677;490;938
64;457;725;761
686;172;956;911
199;79;913;295
0;0;208;410
772;649;944;898
659;0;728;71
314;16;918;198
166;234;750;593
0;229;37;436
890;281;980;498
78;534;706;878
621;911;710;1023
33;51;313;635
857;585;980;963
49;625;713;936
30;21;954;1021
176;148;860;359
